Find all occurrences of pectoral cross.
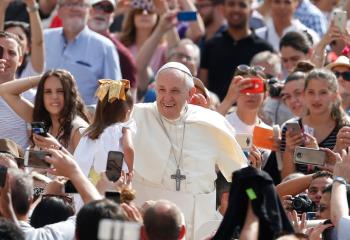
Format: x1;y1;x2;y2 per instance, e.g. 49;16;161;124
171;168;186;191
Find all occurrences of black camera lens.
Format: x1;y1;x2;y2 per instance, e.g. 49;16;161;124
296;152;303;159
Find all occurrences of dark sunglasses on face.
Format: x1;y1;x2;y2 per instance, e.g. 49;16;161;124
93;3;114;13
334;71;350;81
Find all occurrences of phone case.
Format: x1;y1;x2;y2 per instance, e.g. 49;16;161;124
332;10;347;32
177;11;197;22
235;134;253;151
293;147;326;166
253;125;274;150
24;150;51;168
240;77;264;94
106;151;124;182
285;122;302;134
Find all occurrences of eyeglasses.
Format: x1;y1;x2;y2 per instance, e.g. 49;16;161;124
60;2;90;8
236;64;265;76
42;194;73;204
169;52;195;62
93;3;114;14
334;71;350;81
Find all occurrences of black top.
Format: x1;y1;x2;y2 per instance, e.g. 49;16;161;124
200;30;273;100
5;1;50;24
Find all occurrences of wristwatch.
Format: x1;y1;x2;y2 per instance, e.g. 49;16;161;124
334;176;347;185
26;2;39;13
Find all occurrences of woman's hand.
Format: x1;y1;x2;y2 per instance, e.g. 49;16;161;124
33;133;61;150
288;210;307;234
333;126;350;153
285;129;304;152
304;133;318;149
248;146;262;170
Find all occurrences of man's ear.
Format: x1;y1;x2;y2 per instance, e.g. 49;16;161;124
178;225;186;239
189;86;196;98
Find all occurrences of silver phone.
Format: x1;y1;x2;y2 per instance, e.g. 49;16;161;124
285;122;302;135
293;147;326;166
332;9;347;32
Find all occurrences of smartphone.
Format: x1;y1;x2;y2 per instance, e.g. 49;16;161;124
98;219;141;240
0;45;3;59
106;151;124;182
235;134;253;151
105;191;121;204
285;122;302;135
0;165;7;187
332;9;347;32
31;122;48;137
24;150;51;169
177;11;197;22
293;147;326;166
64;180;78;194
240;77;264;94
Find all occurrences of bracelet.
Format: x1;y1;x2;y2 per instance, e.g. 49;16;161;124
334;176;347;185
26;3;39;13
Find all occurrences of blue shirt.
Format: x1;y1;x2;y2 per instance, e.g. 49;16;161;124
44;27;122;105
295;0;327;37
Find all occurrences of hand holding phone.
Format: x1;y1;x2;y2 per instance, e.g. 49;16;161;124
31;122;48;137
177;11;197;22
240;77;264;94
285;122;302;135
106;151;124;182
24;150;52;169
293;147;326;166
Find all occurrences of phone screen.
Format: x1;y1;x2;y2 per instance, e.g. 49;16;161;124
25;150;51;168
177;11;197;22
106;151;124;182
105;191;121;203
0;45;3;59
0;165;7;187
31;122;48;137
64;180;78;194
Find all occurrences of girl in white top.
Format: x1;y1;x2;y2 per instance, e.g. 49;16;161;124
74;79;135;184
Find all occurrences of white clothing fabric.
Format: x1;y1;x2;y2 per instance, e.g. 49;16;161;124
131;103;247;239
0;94;34;149
256;18;320;51
19;216;76;240
338;216;350;240
18;58;42;79
74;120;137;176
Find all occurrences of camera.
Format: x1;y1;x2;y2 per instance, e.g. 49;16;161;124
291;194;316;213
267;78;284;98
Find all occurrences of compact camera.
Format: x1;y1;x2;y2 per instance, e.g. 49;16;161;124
291;194;316;213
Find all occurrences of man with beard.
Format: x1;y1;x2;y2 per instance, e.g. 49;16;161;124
44;0;122;105
195;0;227;49
87;0;137;97
198;0;273;101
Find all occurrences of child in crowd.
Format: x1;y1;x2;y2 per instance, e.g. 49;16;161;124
0;69;90;153
74;79;135;185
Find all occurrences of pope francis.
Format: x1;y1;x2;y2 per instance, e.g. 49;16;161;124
132;62;247;239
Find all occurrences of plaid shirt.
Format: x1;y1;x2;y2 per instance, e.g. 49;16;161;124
295;0;327;37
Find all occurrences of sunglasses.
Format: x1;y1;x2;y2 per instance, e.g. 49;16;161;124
236;64;265;76
93;3;114;13
334;71;350;81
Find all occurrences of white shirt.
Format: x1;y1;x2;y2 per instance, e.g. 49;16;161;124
256;18;320;51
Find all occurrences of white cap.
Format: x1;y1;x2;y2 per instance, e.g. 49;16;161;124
156;62;193;78
90;0;116;7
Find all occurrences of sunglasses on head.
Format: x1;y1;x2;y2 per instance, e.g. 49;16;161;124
93;3;114;13
236;64;265;77
334;71;350;81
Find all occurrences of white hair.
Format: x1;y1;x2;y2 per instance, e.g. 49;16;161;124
155;62;194;89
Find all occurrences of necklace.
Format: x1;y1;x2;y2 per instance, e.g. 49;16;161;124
158;107;187;191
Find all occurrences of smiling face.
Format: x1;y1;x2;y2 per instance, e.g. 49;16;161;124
271;0;298;22
43;76;65;117
156;69;194;120
223;0;251;30
281;79;305;117
0;36;22;81
88;1;114;33
5;26;29;55
304;78;338;116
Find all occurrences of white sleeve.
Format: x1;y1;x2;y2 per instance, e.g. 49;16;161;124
338;216;350;240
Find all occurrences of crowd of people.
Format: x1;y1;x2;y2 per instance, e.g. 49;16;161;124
1;0;350;239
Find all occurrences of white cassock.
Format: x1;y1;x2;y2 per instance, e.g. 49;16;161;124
132;102;247;240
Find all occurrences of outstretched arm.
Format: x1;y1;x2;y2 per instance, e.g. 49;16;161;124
122;127;134;173
24;0;45;74
0;75;41;123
